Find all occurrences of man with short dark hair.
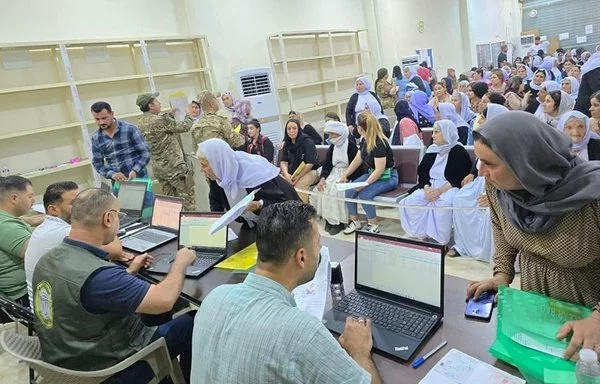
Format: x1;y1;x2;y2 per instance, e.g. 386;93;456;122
0;176;35;314
497;44;508;68
33;188;197;382
90;101;151;182
136;92;196;210
24;181;127;307
191;201;382;384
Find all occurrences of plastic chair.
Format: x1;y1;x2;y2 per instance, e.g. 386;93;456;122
0;331;185;384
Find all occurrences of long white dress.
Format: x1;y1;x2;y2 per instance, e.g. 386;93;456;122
451;173;493;262
310;159;349;226
399;153;458;244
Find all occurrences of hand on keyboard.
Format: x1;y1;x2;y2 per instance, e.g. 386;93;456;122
175;248;196;267
127;253;153;274
339;316;373;358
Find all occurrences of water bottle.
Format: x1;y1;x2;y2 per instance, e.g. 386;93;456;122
577;349;600;384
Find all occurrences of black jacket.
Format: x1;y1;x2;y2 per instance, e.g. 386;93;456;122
588;138;600;160
281;129;319;174
345;91;384;128
523;81;541;114
319;141;367;181
302;124;323;145
209;176;300;213
575;67;600;117
409;145;472;194
245;134;274;163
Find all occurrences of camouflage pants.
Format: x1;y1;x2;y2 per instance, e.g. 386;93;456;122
158;170;196;211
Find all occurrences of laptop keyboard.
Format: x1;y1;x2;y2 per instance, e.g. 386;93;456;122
163;252;222;268
335;292;438;340
134;230;172;244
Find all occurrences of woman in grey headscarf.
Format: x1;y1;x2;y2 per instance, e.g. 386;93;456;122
466;111;600;361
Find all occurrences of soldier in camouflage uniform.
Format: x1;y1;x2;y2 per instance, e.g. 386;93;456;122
191;92;245;149
136;92;196;210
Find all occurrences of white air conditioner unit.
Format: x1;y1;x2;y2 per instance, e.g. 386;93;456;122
401;55;420;67
520;34;535;48
235;67;282;152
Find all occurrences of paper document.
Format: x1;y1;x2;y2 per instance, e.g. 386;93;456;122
209;189;259;235
292;246;331;320
168;91;189;121
215;242;257;270
419;349;525;384
335;181;369;191
32;203;46;214
227;228;238;241
559;32;569;41
586;24;594;34
291;161;306;179
577;36;587;44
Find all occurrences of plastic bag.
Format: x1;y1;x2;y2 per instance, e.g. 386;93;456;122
490;286;590;384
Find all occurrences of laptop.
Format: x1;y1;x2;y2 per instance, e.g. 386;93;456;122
120;195;184;253
323;231;445;361
147;212;229;277
116;181;147;229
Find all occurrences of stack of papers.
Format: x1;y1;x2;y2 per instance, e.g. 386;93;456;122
419;349;524;384
292;246;331;319
335;181;369;191
215;242;257;271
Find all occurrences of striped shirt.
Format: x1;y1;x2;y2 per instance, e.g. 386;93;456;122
91;120;151;179
191;273;370;384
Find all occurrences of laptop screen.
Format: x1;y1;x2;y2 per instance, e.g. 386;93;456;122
179;213;227;251
356;233;443;309
117;182;146;212
151;196;183;229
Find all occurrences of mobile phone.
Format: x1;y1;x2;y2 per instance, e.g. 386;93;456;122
465;290;495;321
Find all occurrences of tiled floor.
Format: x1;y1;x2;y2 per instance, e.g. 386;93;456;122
0;206;516;382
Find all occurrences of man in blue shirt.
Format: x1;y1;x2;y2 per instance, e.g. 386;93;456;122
191;201;383;383
90;101;151;182
32;188;197;383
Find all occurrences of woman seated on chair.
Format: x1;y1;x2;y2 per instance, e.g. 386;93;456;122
391;100;423;146
199;138;300;223
279;119;319;203
310;121;366;235
399;120;472;245
339;113;398;235
245;119;274;163
556;111;600;161
438;102;471;145
345;76;391;138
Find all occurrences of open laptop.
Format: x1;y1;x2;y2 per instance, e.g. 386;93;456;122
116;181;147;229
120;195;183;253
323;231;445;361
147;212;228;277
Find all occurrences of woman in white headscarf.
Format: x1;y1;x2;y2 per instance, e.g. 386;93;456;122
438;102;471;145
197;139;300;225
447;104;509;260
538;90;574;128
561;76;580;102
533;80;562;117
311;121;366;235
556;111;600;161
345;76;391;138
399;120;472;244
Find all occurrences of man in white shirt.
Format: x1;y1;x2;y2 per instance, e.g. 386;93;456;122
24;181;126;307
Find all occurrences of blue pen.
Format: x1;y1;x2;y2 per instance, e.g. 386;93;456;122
411;341;448;369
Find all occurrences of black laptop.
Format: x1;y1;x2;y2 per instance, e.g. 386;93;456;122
323;231;445;361
147;212;228;277
120;195;183;253
116;181;147;229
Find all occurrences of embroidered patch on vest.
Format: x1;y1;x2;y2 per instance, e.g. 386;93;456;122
34;280;54;329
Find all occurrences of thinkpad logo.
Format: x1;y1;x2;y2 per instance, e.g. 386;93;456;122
394;346;409;351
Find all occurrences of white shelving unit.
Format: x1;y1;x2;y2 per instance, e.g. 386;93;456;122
268;30;371;133
0;36;215;197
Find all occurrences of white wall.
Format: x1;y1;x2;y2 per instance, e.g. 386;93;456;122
183;0;367;91
0;0;186;43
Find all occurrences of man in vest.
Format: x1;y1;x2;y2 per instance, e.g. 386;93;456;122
33;188;197;383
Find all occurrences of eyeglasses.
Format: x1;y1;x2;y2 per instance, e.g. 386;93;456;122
108;209;127;220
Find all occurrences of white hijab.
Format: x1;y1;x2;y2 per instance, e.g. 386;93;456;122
198;138;280;208
556;111;595;153
486;104;510;121
582;52;600;76
539;90;575;128
426;120;460;155
324;121;350;168
563;76;580;101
